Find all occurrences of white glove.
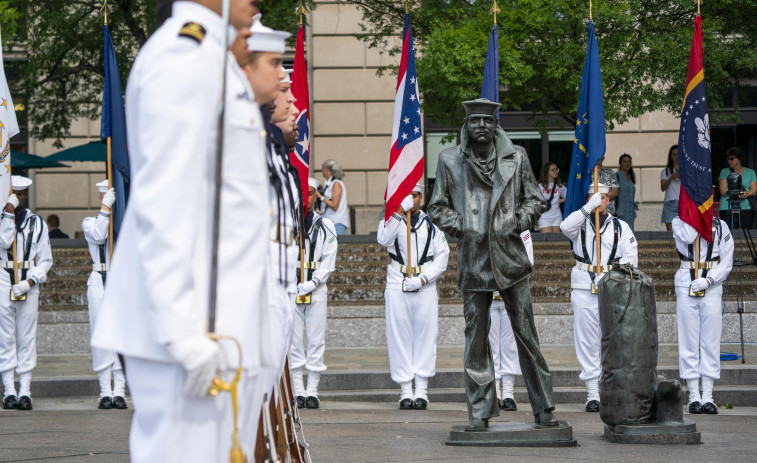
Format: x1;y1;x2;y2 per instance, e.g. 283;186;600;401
399;195;414;212
6;194;18;209
584;192;603;212
166;336;226;397
403;276;423;291
690;278;710;292
297;280;317;296
102;188;116;208
11;281;30;297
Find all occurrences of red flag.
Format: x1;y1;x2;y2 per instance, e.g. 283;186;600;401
290;27;310;213
677;15;713;242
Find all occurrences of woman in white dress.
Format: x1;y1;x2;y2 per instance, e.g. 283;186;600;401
317;159;350;235
537;163;566;233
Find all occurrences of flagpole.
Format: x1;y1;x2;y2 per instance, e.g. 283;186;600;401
594;166;601;280
404;0;412;278
102;1;114;261
10;182;19;293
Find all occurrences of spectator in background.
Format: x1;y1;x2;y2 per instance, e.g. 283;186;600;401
46;214;69;239
597;157;620;215
615;154;638;231
317;159;350;235
660;145;681;231
536;163;566;233
718;147;757;229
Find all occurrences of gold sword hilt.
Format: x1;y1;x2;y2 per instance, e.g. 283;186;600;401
205;334;245;463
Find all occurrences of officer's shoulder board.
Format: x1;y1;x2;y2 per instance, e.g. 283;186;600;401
178;22;206;44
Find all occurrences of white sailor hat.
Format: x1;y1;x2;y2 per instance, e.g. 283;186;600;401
412;182;424;193
308;178;321;190
281;68;293;84
11;175;32;191
587;182;610;194
96;179;109;193
247;14;291;54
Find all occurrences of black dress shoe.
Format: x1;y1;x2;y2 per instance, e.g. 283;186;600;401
413;398;427;410
534;411;559;426
464;418;488;431
688;401;703;414
304;396;319;409
585;400;600;412
502;398;517;411
16;396;32;411
98;397;113;409
2;395;17;409
112;396;128;410
296;396;306;408
702;402;718;414
399;398;413;410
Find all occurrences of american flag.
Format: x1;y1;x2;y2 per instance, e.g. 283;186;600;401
385;13;424;222
290;26;310;213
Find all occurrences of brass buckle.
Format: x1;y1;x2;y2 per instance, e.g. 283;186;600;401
10;290;26;301
591;282;598;294
689;287;705;298
402;279;419;293
296;294;312;304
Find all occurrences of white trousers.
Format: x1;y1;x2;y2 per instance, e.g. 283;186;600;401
290;287;328;373
571;289;601;381
488;300;522;377
271;281;296;377
384;288;438;383
125;356;276;463
0;288;39;375
675;285;723;380
87;276;121;373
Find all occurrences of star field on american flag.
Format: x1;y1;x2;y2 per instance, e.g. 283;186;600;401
397;46;422;152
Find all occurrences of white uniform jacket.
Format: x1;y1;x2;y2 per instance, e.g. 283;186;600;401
0;210;53;288
82;211;111;285
672;217;733;288
377;211;450;292
560;207;637;290
92;3;271;369
299;213;338;295
269;150;300;293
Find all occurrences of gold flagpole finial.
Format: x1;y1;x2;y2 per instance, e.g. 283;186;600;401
101;0;108;25
489;1;501;26
589;0;593;21
697;0;701;15
403;0;410;14
296;2;308;27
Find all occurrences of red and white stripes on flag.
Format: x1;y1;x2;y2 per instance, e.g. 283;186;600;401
385;13;424;222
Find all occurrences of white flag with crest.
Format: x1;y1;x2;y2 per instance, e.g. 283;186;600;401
0;36;19;196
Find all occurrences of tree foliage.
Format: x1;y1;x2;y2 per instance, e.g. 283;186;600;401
0;0;314;148
348;0;757;131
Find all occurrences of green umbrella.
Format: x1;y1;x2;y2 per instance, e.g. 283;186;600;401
10;150;69;169
46;141;106;163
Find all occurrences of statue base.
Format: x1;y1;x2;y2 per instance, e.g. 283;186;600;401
446;421;576;447
603;418;701;444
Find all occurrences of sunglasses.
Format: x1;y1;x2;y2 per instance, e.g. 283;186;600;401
728;156;738;161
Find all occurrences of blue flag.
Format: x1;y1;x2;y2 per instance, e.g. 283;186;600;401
480;25;499;121
100;25;130;240
563;20;606;219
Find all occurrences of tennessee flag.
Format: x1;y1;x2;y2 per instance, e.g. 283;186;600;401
385;14;423;222
677;15;713;242
290;26;310;213
0;36;19;196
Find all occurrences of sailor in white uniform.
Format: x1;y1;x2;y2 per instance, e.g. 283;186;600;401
290;178;338;409
560;182;637;412
91;2;286;460
0;175;53;411
672;216;733;415
82;180;126;410
488;230;533;411
377;183;450;410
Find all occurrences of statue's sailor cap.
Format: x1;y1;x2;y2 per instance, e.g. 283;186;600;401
11;175;32;191
308;178;321;190
96;180;109;193
587;182;610;194
247;14;291;54
462;98;501;117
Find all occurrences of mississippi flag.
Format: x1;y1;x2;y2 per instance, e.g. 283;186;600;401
677;15;713;242
291;26;310;213
385;14;423;222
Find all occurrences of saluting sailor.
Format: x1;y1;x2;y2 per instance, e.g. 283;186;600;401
290;178;338;410
672;215;733;415
82;180;126;410
0;175;53;411
377;183;450;410
488;230;533;412
91;1;277;460
560;182;637;413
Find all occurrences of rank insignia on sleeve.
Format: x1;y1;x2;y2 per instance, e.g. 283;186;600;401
179;22;206;43
630;236;635;243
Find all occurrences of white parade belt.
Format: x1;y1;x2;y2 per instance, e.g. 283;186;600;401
389;261;427;275
270;224;296;246
92;263;109;272
2;260;34;270
575;261;614;273
297;261;320;270
680;260;718;270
